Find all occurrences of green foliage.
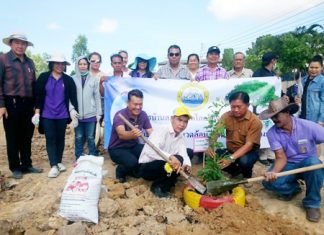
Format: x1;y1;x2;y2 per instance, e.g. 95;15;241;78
198;158;227;182
71;34;90;63
198;99;229;182
26;50;50;78
222;48;234;71
246;24;324;75
226;81;278;114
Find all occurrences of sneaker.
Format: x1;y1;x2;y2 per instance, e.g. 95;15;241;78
259;159;270;166
12;170;23;179
48;166;60;178
277;188;302;201
117;177;126;183
23;166;43;174
150;186;170;198
57;163;66;172
305;207;321;222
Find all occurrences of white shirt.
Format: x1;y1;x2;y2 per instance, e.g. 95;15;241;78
139;124;191;166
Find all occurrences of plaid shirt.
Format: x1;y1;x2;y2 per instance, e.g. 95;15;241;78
156;63;191;80
195;65;228;81
0;51;36;107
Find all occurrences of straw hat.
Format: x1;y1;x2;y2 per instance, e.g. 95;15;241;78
46;53;71;65
259;97;299;120
2;33;33;47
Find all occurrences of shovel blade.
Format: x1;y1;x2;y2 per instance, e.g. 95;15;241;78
188;176;207;194
206;179;245;195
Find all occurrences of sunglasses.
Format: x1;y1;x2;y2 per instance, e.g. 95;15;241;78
90;60;101;64
169;53;180;57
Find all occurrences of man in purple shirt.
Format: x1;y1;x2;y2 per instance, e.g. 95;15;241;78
0;33;42;179
108;89;153;183
195;46;228;81
260;97;324;222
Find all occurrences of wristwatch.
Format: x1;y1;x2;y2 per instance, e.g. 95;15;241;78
229;155;236;163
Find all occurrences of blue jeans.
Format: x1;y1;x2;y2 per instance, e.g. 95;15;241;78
216;149;259;178
42;118;69;167
75;121;97;159
262;156;323;208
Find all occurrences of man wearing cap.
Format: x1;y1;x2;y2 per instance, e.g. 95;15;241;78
260;97;324;222
108;89;153;183
138;106;192;198
253;51;279;165
155;45;191;80
195;46;229;81
0;33;42;179
228;52;253;79
253;52;278;77
205;91;262;179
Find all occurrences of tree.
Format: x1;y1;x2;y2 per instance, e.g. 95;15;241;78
222;48;234;71
71;34;89;63
26;51;50;78
226;81;278;114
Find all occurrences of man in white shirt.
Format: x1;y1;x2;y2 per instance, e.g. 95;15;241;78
228;52;253;79
138;106;192;198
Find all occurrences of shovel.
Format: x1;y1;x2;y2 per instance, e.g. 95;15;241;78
207;163;324;195
118;113;207;194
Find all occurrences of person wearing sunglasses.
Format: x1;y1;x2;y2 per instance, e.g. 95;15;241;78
129;54;157;78
260;97;324;222
88;52;105;80
195;46;228;81
155;45;191;80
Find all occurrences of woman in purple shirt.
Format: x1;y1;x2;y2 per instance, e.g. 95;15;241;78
33;54;78;178
129;54;156;78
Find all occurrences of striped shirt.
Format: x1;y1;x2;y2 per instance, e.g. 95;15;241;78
195;65;229;81
156;63;191;80
0;51;36;107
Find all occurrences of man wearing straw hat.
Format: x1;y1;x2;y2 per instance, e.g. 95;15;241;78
0;33;42;179
260;97;324;222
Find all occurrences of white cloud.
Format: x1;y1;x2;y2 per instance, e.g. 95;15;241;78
208;0;322;21
95;18;118;33
47;23;62;30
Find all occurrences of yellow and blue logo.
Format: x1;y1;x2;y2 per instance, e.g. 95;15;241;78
177;82;209;111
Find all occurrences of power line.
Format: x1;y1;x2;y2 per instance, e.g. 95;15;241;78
217;2;324;46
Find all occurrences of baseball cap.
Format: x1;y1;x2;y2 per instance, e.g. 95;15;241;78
207;46;220;54
173;106;192;119
262;52;278;63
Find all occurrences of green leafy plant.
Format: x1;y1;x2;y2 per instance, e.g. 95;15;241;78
198;99;230;182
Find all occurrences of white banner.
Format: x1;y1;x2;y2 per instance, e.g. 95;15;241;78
104;77;281;150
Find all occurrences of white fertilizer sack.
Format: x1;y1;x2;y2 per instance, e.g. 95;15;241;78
59;155;104;223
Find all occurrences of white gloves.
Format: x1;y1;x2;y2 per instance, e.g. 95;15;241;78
96;115;101;122
70;109;79;119
71;118;79;128
70;109;79;128
31;114;40;127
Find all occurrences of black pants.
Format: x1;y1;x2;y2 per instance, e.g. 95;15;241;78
42;118;69;167
109;144;144;178
139;155;183;192
3;96;35;172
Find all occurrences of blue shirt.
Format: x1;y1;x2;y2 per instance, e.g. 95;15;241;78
42;75;69;119
266;117;324;163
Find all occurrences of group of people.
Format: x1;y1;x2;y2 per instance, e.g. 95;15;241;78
1;32;324;222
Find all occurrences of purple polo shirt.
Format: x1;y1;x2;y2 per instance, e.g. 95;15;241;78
42;75;69;119
108;108;152;149
266;117;324;163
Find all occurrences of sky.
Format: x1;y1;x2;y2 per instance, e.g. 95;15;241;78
1;0;323;72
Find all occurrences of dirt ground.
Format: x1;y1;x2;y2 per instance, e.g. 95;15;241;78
0;121;324;235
